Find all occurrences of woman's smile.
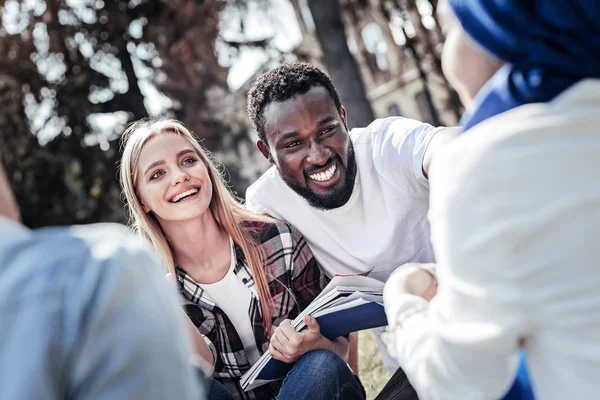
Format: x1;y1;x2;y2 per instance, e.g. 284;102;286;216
169;187;200;203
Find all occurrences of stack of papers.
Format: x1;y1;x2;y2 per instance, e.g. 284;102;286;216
240;275;388;391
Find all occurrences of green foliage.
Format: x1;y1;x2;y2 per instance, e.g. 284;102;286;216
0;0;253;227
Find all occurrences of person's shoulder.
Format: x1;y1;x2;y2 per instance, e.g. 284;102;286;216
40;222;149;260
248;220;310;273
350;116;438;144
432;105;561;186
246;219;297;244
39;223;160;282
0;223;159;310
246;166;281;207
247;166;279;194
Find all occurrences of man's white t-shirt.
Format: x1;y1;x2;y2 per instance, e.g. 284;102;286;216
246;117;441;283
199;238;260;365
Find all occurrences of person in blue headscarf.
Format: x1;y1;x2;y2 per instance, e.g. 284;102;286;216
382;0;600;399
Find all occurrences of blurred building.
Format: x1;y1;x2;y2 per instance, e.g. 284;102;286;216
288;0;461;126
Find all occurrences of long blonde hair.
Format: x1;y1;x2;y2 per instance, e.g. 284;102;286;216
120;118;275;333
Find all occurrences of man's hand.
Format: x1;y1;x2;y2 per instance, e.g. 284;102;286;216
384;263;438;303
269;316;327;363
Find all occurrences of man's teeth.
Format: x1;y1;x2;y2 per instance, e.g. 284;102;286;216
171;188;199;202
309;163;336;182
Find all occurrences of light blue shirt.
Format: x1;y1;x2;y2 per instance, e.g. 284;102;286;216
0;216;204;399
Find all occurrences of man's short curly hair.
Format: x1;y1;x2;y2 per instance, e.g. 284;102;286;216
247;62;342;143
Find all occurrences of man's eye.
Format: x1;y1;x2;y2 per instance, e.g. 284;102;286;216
320;126;336;137
150;170;164;180
285;141;301;149
182;157;197;165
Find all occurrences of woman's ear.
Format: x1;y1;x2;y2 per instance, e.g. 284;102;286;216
138;192;151;213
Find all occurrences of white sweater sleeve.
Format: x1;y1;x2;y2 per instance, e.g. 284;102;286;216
384;135;527;400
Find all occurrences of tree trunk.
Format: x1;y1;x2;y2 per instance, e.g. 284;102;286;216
307;0;375;129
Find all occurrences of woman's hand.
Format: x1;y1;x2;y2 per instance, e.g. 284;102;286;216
269;316;328;363
384;263;438;302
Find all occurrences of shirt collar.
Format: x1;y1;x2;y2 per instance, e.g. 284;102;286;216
174;237;259;307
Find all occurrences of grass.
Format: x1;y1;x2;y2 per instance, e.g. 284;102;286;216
357;330;391;400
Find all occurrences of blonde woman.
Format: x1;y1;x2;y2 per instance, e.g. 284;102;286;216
119;119;364;400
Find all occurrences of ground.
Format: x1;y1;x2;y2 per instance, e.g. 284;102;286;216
358;330;390;400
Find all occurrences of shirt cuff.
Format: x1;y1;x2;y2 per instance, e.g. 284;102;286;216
385;293;429;331
383;293;429;362
417;126;444;182
193;334;217;377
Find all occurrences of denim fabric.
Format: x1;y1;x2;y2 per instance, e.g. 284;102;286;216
277;349;364;400
206;379;234;400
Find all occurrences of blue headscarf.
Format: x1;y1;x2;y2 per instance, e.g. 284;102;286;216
449;0;600;131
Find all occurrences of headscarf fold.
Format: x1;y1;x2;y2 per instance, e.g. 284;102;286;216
449;0;600;130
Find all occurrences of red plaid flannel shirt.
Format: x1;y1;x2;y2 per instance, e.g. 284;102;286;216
175;221;327;399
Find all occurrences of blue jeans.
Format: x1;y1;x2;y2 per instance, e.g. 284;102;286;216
195;367;233;400
277;349;364;400
206;378;234;400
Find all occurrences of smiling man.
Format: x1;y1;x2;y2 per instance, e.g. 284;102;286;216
245;62;459;397
246;62;457;282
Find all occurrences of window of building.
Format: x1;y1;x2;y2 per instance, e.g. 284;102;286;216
361;22;390;71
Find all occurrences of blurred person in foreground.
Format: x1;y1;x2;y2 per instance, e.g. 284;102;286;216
0;155;205;398
119;119;364;400
384;0;600;399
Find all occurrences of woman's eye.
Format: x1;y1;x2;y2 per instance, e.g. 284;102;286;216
150;170;164;180
182;157;197;165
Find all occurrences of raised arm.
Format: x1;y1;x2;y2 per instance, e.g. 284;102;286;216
374;118;459;193
422;126;461;177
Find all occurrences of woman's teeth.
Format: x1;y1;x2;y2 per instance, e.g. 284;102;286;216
171;188;199;202
309;163;336;182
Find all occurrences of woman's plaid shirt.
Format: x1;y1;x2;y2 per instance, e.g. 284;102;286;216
175;221;327;399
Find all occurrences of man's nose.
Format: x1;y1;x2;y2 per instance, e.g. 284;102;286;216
306;142;331;165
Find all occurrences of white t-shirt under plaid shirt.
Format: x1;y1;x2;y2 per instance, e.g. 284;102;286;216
199;238;260;365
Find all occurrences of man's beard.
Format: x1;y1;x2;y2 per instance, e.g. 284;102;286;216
280;141;357;210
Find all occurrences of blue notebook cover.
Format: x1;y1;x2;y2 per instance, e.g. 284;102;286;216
256;302;387;381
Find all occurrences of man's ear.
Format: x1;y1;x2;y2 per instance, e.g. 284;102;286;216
339;106;348;130
257;140;274;165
